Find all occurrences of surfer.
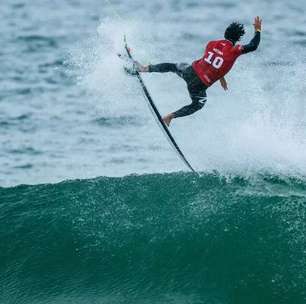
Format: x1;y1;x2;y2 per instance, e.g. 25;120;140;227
129;16;262;126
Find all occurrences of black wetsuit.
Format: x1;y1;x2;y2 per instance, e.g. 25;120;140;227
147;31;261;118
148;63;207;118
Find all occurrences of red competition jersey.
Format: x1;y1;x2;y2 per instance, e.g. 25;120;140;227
192;39;243;87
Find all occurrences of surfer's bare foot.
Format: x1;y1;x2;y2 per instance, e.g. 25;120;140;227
134;61;149;72
125;62;148;75
162;113;174;126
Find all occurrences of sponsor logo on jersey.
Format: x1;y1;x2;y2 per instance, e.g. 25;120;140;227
213;48;223;56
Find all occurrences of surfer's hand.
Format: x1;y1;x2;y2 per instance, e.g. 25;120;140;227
220;77;228;91
253;16;262;32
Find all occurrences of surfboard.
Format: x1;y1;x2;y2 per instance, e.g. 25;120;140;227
123;36;197;174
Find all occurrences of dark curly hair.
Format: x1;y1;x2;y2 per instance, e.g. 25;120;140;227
224;22;245;44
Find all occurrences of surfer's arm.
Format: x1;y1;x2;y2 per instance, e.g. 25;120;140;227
219;77;228;91
241;31;260;54
241;17;262;54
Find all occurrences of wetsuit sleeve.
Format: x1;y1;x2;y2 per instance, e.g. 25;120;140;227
241;31;261;54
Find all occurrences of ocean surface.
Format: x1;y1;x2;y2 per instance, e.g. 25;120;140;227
1;0;306;303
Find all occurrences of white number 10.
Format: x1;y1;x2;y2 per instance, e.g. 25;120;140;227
204;51;224;69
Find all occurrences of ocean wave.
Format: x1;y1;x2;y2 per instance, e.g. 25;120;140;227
1;172;305;303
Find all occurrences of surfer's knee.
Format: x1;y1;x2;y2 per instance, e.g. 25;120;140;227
194;96;207;110
194;102;203;111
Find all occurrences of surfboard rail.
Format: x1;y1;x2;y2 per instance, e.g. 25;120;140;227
123;36;197;174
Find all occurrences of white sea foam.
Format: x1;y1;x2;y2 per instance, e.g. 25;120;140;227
3;0;306;185
75;15;306;179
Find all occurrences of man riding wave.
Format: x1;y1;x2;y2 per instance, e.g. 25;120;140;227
129;16;262;126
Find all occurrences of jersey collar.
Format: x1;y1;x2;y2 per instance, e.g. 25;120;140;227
225;39;236;45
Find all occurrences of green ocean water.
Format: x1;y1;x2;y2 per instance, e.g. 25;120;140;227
1;173;305;303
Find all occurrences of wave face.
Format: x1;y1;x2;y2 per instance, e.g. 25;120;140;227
1;173;305;304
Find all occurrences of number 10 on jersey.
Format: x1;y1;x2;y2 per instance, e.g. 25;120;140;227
204;51;224;69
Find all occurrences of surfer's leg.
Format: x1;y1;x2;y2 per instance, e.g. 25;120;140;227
148;63;179;73
132;62;189;77
173;98;206;118
148;63;190;78
162;100;204;126
126;63;179;75
173;81;207;117
162;87;207;126
163;99;206;125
